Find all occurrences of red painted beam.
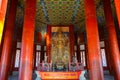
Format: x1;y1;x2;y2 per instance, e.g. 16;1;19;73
0;0;18;79
103;0;120;79
18;0;36;80
84;0;104;80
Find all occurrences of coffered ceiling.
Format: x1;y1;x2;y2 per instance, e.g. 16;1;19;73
15;0;115;33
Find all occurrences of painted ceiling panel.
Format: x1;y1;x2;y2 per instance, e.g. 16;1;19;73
74;0;85;24
15;0;116;33
16;5;24;28
43;0;75;25
36;3;47;24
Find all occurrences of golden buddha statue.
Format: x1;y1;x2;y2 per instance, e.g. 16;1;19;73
51;28;70;69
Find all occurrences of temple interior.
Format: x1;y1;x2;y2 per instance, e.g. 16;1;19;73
0;0;120;80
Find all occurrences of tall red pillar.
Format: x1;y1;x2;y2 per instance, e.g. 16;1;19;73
0;0;18;79
33;44;36;69
18;0;36;80
0;0;8;58
114;0;120;29
85;44;89;70
9;40;17;75
84;0;104;80
103;0;120;79
85;44;88;69
69;25;75;61
40;46;44;63
0;0;8;44
77;45;80;62
104;39;113;75
46;25;51;63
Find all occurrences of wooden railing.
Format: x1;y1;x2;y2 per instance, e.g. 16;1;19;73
37;61;84;72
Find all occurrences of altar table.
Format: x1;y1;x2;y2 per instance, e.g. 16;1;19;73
37;71;82;80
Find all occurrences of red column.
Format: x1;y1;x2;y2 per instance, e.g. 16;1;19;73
114;0;120;29
85;44;88;69
0;0;8;56
85;44;89;70
103;0;120;79
9;40;17;75
36;32;42;43
77;45;80;62
84;0;104;80
0;0;8;44
118;37;120;50
34;44;36;69
0;0;18;79
18;0;36;80
46;25;51;63
69;25;75;61
40;46;44;63
104;39;113;75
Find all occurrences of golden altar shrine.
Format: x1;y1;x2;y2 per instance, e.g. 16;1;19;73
36;27;83;80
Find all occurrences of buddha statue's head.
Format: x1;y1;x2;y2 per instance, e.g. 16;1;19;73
55;28;66;48
57;28;63;37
